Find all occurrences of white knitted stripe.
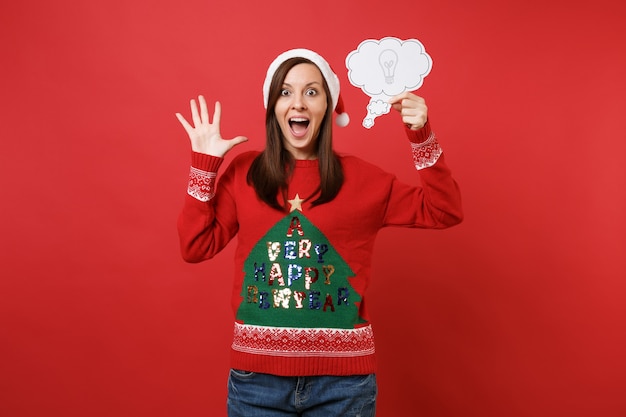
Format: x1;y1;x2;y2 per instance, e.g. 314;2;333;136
231;322;375;358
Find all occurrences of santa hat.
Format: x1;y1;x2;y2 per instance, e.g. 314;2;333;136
263;48;350;127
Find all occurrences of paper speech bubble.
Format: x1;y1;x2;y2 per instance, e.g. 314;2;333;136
346;37;432;128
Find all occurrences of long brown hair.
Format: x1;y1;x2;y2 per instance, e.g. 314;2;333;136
247;57;344;211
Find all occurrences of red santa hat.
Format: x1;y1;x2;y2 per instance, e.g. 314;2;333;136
263;48;350;127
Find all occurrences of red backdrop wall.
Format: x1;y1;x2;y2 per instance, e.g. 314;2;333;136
1;1;625;416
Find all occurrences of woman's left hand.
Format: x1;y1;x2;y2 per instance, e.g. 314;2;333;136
388;92;428;130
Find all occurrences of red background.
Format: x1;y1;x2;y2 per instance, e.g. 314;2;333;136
1;1;625;416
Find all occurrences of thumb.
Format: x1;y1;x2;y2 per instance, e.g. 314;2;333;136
387;95;404;112
230;135;249;147
387;94;401;104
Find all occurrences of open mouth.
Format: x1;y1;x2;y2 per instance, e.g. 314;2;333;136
289;117;310;136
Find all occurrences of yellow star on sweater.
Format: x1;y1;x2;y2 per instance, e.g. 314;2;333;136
287;193;304;212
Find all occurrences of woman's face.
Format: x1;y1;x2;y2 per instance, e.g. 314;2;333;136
274;63;328;160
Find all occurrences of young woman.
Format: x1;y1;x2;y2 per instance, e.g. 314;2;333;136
176;48;463;417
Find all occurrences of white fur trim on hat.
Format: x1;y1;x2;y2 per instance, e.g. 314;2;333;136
263;48;349;127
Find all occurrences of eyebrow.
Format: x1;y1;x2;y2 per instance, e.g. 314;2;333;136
282;81;323;88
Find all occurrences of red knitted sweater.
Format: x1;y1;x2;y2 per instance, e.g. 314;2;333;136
177;121;463;376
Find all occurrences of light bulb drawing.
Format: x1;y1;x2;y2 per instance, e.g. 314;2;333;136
378;49;398;84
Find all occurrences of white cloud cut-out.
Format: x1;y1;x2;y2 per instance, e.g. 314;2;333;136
346;37;432;129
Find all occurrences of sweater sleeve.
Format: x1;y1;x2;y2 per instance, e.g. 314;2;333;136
382;121;463;228
177;152;239;263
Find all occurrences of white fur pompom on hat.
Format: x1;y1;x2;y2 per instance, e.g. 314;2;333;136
263;48;349;127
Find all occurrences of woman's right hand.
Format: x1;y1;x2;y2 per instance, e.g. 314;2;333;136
175;95;248;157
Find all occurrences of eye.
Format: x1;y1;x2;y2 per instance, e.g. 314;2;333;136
305;88;318;96
280;89;291;96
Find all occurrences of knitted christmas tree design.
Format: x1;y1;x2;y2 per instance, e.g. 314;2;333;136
237;213;365;329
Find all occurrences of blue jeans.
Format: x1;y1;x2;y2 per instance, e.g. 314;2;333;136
227;369;377;417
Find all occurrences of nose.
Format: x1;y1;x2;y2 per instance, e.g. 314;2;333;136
291;94;306;110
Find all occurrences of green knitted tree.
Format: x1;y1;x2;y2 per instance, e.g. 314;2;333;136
237;213;365;329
